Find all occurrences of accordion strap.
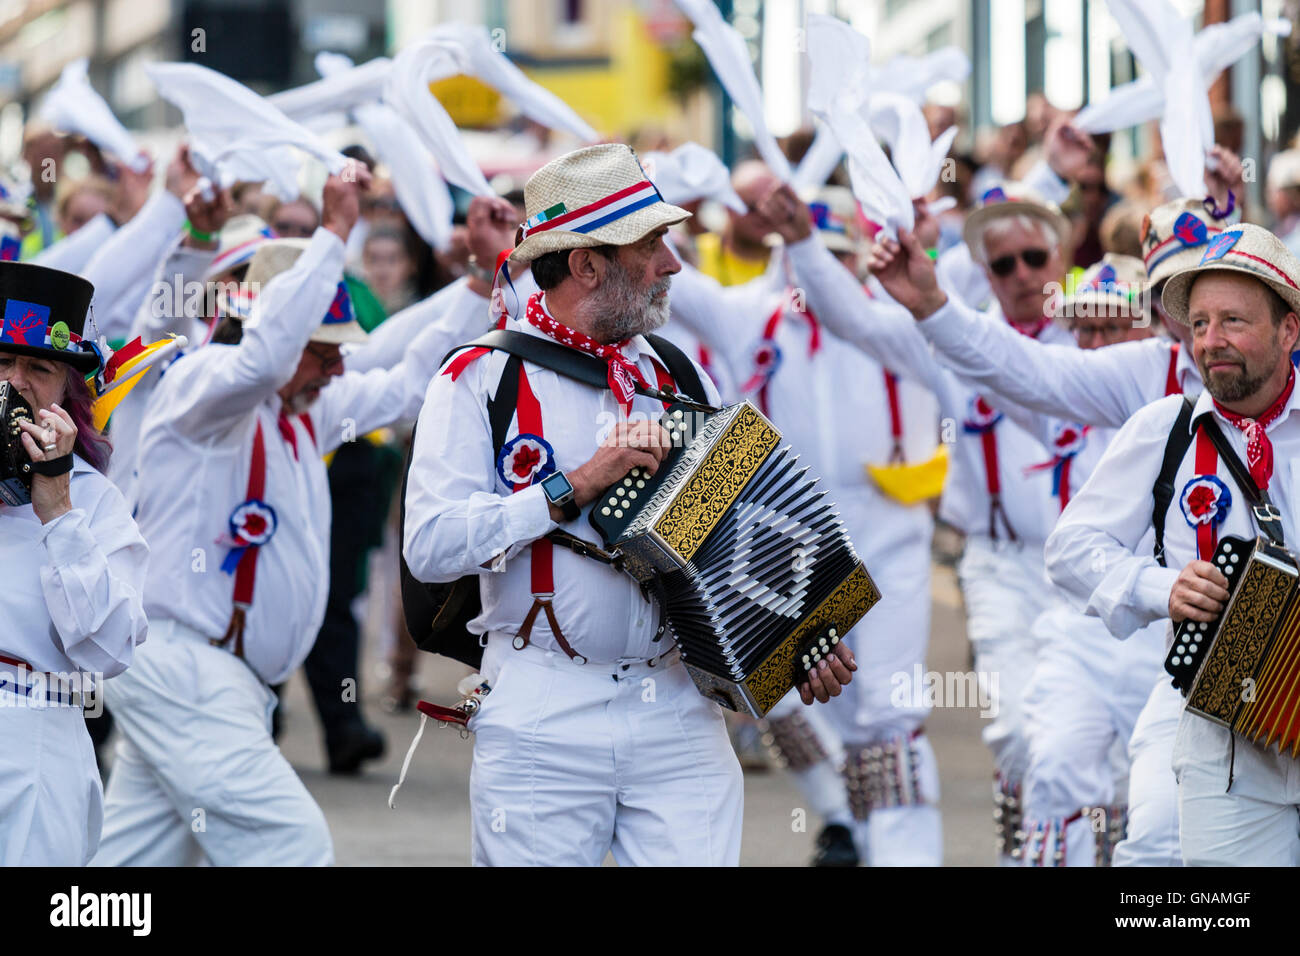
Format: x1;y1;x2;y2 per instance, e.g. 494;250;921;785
1196;413;1286;548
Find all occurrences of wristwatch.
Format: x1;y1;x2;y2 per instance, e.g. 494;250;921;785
541;470;580;521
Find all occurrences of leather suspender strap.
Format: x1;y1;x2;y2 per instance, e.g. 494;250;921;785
1197;413;1287;548
1153;397;1195;567
1165;343;1181;397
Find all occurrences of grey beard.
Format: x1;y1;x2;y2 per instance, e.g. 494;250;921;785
1200;344;1280;404
580;261;672;343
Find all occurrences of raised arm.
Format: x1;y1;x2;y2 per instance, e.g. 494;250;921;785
161;167;368;440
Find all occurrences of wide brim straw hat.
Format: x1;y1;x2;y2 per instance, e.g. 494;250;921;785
1058;253;1147;318
961;182;1071;256
1139;198;1226;289
508;143;691;263
1161;223;1300;324
204;214;277;281
219;238;367;344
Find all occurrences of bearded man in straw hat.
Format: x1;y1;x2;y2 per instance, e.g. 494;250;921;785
1046;223;1300;865
91;164;505;866
403;143;855;866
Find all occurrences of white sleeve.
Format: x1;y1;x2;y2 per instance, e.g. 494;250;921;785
783;234;951;400
918;299;1159;428
129;243;217;342
158;228;346;441
31;215;115;273
402;357;557;583
1044;399;1183;637
343;277;471;374
311;280;493;452
38;483;149;678
81;191;188;341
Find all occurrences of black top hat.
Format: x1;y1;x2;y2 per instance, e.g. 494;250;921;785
0;260;98;373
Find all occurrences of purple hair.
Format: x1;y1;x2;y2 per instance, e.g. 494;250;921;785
62;368;112;473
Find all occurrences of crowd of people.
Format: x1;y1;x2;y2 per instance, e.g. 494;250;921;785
4;10;1300;868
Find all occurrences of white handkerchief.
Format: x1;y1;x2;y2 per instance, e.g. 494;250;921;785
147;62;348;196
675;0;793;181
40;59;147;172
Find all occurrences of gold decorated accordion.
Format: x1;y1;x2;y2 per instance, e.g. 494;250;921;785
590;400;880;717
0;382;35;507
1166;535;1300;756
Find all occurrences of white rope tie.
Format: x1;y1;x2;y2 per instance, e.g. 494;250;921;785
387;712;428;810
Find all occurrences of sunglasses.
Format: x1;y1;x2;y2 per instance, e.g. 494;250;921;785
989;248;1050;277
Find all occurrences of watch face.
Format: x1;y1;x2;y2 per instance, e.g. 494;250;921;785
541;471;574;500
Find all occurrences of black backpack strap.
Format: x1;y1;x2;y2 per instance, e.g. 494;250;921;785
487;354;522;452
445;330;610;392
644;333;708;404
1153;397;1195;567
1197;412;1287;548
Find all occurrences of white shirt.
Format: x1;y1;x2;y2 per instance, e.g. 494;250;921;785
80;191;188;342
403;302;723;665
1045;385;1300;641
31;214;115;274
784;234;1063;548
918;297;1202;426
132;228;492;684
668;257;941;558
0;456;148;677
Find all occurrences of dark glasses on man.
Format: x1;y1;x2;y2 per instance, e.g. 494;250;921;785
989;248;1050;277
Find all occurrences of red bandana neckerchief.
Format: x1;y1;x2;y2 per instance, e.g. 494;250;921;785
1212;369;1296;492
525;292;650;415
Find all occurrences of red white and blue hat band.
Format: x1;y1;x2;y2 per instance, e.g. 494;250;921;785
1144;212;1218;273
520;179;665;240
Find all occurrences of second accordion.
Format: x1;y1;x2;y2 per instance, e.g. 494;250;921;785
591;400;880;717
1165;534;1300;756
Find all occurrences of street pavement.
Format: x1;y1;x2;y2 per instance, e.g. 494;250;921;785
272;557;998;866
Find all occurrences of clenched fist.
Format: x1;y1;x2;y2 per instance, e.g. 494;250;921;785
1169;560;1230;624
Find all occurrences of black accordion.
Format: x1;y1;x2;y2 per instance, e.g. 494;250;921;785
1165;535;1300;756
590;400;880;716
0;382;34;507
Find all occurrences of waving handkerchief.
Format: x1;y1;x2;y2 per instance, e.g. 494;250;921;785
147;62;348;196
806;14;911;236
643;142;746;213
873;47;972;103
791;124;843;192
426;23;598;142
385;34;495;196
306;52;454;251
269;53;393;121
674;0;793;181
1104;0;1205;199
1075;11;1287;139
41;59;148;172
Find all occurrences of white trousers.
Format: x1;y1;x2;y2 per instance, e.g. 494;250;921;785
957;537;1055;865
469;641;743;866
0;689;102;866
1019;609;1166;866
1172;708;1300;866
92;619;333;866
1113;676;1183;867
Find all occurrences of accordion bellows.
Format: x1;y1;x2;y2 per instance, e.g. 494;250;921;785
1166;535;1300;756
591;401;880;716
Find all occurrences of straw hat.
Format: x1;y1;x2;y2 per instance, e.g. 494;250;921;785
805;185;864;254
204;214;276;281
1057;253;1146;320
1161;223;1300;324
220;238;367;344
961;183;1071;257
1139;198;1225;288
508;144;691;263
